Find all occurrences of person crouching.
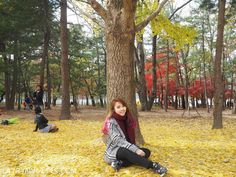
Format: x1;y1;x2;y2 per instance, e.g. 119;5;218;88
33;107;58;133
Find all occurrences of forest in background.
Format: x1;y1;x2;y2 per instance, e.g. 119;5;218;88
0;0;235;134
0;1;236;176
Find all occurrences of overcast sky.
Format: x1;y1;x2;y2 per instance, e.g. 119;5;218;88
67;0;196;24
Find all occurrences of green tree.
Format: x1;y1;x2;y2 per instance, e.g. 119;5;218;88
60;0;71;119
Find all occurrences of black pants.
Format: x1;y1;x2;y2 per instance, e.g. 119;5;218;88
116;147;153;168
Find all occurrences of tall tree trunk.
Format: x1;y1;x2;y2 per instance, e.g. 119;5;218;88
60;0;71;120
230;73;234;111
206;13;215;88
202;21;210;113
9;40;19;110
222;47;226;110
96;41;104;107
85;94;89;106
135;39;148;111
46;52;52;109
233;90;236;114
43;0;51;109
70;82;78;111
0;42;11;109
147;35;157;111
17;92;21;110
83;78;95;106
213;0;226;129
174;52;181;109
105;4;144;144
181;49;189;110
4;56;11;109
87;0;169;145
178;52;186;109
164;41;170;112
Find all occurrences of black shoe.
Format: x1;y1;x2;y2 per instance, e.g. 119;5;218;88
111;160;123;172
153;162;167;176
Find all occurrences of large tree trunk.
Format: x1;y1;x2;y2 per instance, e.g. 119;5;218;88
60;0;71;120
212;0;226;129
87;0;169;145
105;2;144;144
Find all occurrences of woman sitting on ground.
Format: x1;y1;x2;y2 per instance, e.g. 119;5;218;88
102;98;167;176
33;107;58;133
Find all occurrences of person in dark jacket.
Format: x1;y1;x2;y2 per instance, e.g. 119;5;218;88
33;85;44;110
102;98;167;176
33;107;58;133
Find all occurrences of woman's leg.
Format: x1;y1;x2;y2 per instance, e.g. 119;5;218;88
116;147;153;169
49;124;58;132
116;147;168;175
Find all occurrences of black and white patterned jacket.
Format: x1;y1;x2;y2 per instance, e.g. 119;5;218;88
104;118;139;164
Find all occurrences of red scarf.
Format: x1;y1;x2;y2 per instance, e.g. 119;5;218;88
111;111;136;144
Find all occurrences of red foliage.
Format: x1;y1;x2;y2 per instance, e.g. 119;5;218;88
144;51;218;98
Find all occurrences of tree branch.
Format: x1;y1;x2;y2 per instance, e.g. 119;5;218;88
135;0;169;32
69;0;105;28
169;0;193;20
86;0;107;21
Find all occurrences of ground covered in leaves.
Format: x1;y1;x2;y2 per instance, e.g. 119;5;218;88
0;107;236;177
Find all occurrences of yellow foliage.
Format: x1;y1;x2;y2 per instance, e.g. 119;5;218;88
135;1;197;51
0;113;235;176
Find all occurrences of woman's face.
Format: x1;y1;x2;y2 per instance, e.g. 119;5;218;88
114;102;127;116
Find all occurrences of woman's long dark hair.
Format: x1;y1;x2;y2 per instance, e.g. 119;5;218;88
102;98;136;134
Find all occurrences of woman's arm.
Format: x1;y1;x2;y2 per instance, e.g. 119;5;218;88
41;115;48;124
108;122;139;153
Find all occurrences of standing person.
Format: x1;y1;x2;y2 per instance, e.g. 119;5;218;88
102;98;168;176
33;85;44;110
33;107;58;133
24;95;32;110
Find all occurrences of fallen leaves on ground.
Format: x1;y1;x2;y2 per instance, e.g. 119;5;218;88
0;109;236;177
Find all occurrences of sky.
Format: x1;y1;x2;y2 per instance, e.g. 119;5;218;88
67;0;196;25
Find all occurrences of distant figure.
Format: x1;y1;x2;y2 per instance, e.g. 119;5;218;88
24;95;32;110
102;98;167;175
33;85;44;110
33;107;58;133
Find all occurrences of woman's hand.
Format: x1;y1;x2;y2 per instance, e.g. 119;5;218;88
136;149;145;157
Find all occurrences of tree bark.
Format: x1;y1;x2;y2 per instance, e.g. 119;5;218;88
135;39;148;111
60;0;71;120
202;21;210;112
87;0;169;145
212;0;226;129
96;41;104;107
233;90;236;114
43;0;52;109
181;49;189;110
104;1;143;144
147;35;157;111
164;40;170;112
8;40;19;110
